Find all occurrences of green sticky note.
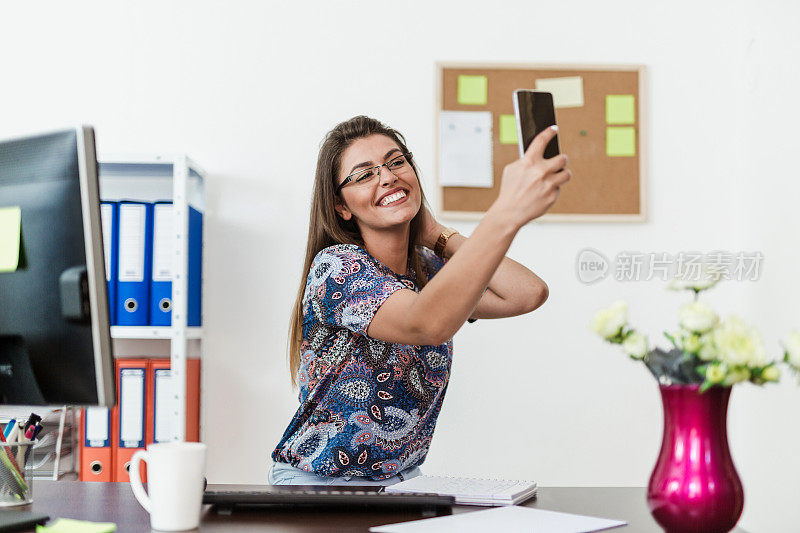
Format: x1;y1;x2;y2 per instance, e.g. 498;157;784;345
499;114;518;144
37;518;116;533
0;206;22;273
457;75;488;105
606;127;636;157
606;94;636;124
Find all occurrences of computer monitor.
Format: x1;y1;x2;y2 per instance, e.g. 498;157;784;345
0;126;114;407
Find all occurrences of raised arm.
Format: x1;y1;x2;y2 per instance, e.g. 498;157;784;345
368;126;570;345
433;230;549;319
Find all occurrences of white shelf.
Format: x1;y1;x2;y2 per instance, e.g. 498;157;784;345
98;154;206;442
98;153;206;179
110;326;203;340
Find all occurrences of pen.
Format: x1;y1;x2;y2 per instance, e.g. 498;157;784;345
23;413;41;434
23;423;42;465
6;423;19;444
10;424;28;467
3;419;15;439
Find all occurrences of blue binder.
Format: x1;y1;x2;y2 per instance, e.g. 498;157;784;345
150;201;203;326
100;201;119;325
116;201;153;326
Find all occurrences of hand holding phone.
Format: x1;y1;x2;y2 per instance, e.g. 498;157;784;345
490;97;570;226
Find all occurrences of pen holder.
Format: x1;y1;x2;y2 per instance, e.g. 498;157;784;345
0;442;33;506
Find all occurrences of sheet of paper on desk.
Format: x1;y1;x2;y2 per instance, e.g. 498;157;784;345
438;111;493;188
370;505;627;533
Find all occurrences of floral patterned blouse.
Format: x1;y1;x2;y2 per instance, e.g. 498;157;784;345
271;244;453;480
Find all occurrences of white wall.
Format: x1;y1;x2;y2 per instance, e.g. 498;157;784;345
2;1;798;531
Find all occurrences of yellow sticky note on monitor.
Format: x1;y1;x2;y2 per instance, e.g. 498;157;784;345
499;114;518;144
0;206;22;273
457;75;488;105
606;127;636;157
606;95;636;124
534;76;584;108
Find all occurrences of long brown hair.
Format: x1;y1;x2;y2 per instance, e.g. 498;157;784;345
288;116;429;387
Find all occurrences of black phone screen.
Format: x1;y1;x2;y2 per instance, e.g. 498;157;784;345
514;90;560;159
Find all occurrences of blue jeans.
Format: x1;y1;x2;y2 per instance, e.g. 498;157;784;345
269;461;422;486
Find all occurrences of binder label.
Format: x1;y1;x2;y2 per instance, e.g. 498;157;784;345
154;368;178;442
120;368;145;447
152;204;175;282
119;204;146;282
85;406;110;446
100;203;113;282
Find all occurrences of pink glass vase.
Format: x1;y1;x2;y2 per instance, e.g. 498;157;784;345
647;384;744;533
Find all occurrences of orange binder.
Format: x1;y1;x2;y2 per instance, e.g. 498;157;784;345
78;407;113;481
146;358;201;444
112;358;148;483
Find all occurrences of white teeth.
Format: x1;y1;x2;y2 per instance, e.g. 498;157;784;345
380;190;406;206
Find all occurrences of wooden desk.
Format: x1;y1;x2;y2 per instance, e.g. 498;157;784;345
6;481;749;532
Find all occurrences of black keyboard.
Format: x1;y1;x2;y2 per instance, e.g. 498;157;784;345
204;484;454;515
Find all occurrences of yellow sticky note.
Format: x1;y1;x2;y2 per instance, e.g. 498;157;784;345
0;206;22;273
499;114;518;144
606;95;636;124
457;75;488;105
606;127;636;157
36;518;116;533
534;76;584;108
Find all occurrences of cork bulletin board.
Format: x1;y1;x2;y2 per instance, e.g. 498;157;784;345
436;63;647;222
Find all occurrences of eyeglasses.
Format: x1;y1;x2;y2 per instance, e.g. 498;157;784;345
336;152;413;194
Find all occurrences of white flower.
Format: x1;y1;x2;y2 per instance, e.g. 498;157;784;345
674;328;716;357
679;302;718;334
674;329;702;353
668;264;721;292
724;368;751;386
622;331;649;359
705;363;727;383
590;301;628;341
698;333;717;361
762;365;781;382
712;316;768;368
782;330;800;368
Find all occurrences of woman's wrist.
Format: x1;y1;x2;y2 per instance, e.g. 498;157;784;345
424;222;448;250
439;231;465;259
434;227;459;259
485;202;523;235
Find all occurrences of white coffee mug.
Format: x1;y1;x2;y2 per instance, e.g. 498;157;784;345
129;442;207;531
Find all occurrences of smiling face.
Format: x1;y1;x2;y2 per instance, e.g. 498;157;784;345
335;134;422;236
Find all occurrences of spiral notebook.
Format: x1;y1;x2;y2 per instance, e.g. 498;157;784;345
383;475;538;506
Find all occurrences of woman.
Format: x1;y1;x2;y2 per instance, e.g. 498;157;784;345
270;116;570;485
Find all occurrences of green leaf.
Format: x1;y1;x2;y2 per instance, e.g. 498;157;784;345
663;331;677;347
699;380;714;393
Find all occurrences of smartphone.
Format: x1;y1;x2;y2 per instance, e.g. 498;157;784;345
513;89;560;159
